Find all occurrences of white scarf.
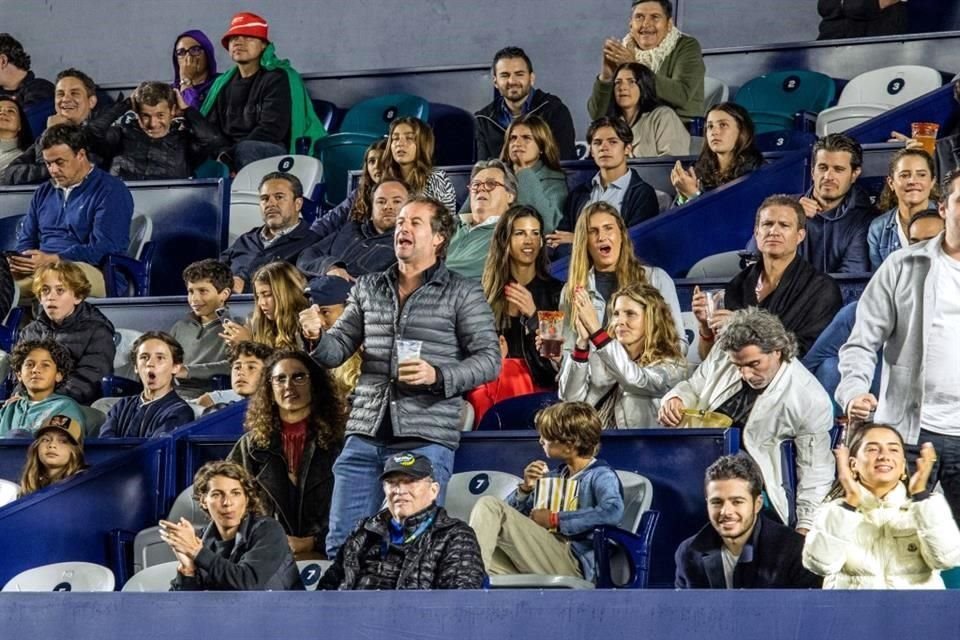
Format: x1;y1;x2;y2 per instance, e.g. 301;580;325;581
623;25;682;74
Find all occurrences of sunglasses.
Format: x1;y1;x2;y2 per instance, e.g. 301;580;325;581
175;45;205;58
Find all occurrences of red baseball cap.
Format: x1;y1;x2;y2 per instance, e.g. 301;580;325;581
222;12;269;49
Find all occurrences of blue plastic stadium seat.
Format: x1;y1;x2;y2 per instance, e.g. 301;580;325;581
428;102;476;166
735;70;836;134
313;132;382;206
312;99;344;134
475;391;559;430
338;93;429;138
0;214;25;252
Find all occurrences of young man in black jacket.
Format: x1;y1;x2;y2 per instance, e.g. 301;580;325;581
0;33;54;109
203;12;291;171
675;454;822;589
475;46;577;162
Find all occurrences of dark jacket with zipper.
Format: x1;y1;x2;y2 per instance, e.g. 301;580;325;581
170;513;304;591
227;428;340;551
0;71;54;109
675;514;822;589
317;504;486;590
296;218;396;278
310;262;501;450
20;301;116;405
796;184;875;274
475;88;577;161
501;274;563;389
220;219;318;290
86;98;225;180
205;66;291;149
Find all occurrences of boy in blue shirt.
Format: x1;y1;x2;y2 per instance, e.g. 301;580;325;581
99;332;194;438
469;401;624;581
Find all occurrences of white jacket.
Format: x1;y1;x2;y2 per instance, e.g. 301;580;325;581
803;484;960;589
661;348;834;529
557;332;688;428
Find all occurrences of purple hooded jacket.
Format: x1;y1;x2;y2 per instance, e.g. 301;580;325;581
172;29;219;110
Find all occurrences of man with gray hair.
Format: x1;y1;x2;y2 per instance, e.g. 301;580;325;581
659;308;834;533
445;159;517;279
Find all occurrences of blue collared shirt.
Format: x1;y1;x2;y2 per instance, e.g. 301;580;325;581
496;91;535;129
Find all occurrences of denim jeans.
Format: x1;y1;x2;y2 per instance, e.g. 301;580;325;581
907;429;960;525
324;435;456;556
231;140;287;170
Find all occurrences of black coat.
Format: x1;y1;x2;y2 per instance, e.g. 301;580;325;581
296;218;395;278
0;71;54;110
86;99;225;180
675;515;822;589
220;219;319;289
20;301;115;405
206;67;291;149
475;88;577;161
817;0;908;39
318;504;486;590
725;254;843;357
501;274;563;389
558;169;659;233
227;428;339;551
170;514;304;591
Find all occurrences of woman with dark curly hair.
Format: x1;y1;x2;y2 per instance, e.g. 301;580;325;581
671;102;763;204
164;460;304;590
227;350;345;559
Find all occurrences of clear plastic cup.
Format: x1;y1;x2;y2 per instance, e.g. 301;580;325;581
396;339;422;363
705;289;725;323
911;122;939;157
537;310;565;358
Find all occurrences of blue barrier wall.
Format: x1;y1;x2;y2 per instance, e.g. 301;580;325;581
0;439;142;483
91;295;254;334
3;590;959;639
180;428;740;588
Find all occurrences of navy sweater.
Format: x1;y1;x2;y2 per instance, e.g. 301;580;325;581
99;390;194;438
16;166;133;265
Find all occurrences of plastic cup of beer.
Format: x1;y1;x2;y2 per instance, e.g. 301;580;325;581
705;289;725;323
911;122;939;157
537;310;565;358
396;339;422;363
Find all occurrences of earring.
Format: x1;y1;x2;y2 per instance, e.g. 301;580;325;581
901;471;908;481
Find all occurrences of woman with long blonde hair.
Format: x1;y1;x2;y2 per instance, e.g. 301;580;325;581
481;204;562;389
223;261;308;351
558;283;687;428
560;201;686;355
379;116;456;214
228;350;345;559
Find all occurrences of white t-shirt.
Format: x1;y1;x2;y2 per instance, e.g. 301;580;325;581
920;247;960;435
721;546;740;589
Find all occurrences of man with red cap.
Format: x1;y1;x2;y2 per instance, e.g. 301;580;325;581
201;12;292;170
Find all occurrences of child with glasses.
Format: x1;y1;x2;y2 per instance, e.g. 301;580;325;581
228;350;346;560
98;332;194;438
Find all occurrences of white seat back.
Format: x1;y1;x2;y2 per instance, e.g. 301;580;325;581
0;478;19;507
686;250;743;278
2;561;115;592
132;485;208;574
444;470;522;523
615;471;653;533
121;561;178;592
681;311;701;366
703;77;730;112
128;214;153;260
229;155;323;245
297;559;333;590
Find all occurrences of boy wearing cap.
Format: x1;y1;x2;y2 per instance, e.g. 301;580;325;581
99;332;194;438
0;339;85;437
318;451;486;590
170;259;235;399
469;401;624;582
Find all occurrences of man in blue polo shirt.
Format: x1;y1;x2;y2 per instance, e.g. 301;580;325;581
9;122;133;298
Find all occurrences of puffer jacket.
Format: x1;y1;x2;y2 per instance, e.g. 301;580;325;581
558;329;688;429
227;428;340;551
661;348;834;530
311;262;501;450
20;301;115;405
317;504;485;590
803;484;960;589
170;513;304;591
86;98;225;180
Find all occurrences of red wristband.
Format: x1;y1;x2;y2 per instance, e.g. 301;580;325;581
549;511;560;529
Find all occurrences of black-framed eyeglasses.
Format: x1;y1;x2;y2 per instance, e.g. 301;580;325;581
468;179;506;193
175;46;205;58
270;372;310;387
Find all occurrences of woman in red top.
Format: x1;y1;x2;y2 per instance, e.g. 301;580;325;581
227;350;345;558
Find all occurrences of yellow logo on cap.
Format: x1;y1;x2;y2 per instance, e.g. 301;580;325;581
395;453;416;466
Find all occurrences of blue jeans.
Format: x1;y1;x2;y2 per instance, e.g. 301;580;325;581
231;140;287;170
324;435;456;557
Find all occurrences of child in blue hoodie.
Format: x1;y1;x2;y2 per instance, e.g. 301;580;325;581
469;401;624;581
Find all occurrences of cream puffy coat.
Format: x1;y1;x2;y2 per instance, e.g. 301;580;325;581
803;484;960;589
